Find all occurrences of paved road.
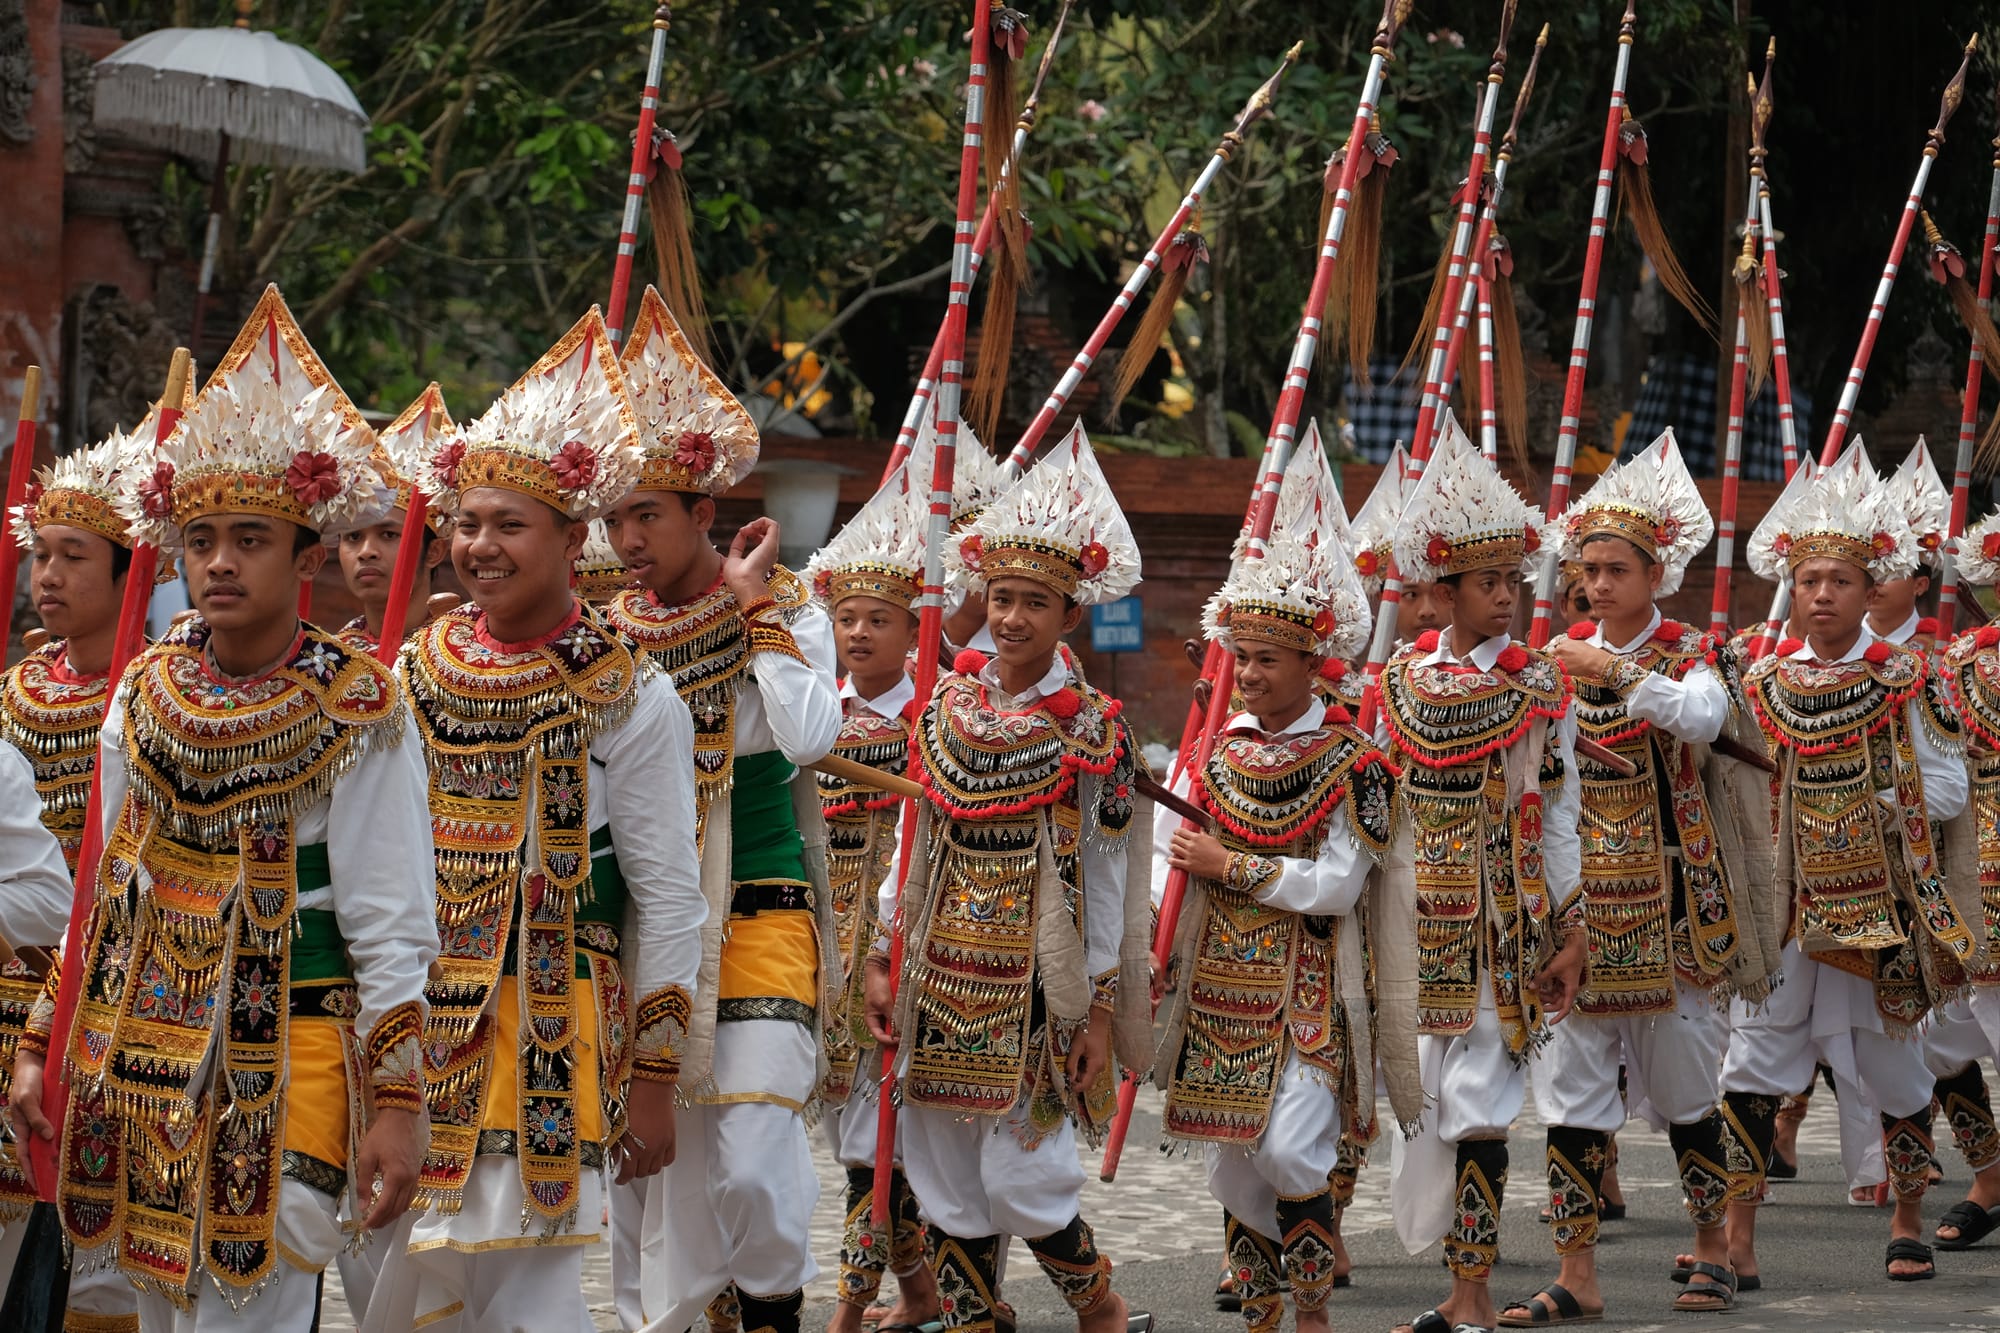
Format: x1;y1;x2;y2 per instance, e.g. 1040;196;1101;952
319;1061;2000;1332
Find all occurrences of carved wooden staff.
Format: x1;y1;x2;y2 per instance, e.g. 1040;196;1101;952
0;366;43;651
999;43;1304;477
1937;84;2000;636
1522;0;1641;647
881;0;1076;483
1101;1;1415;1182
1749;35;1977;659
873;1;990;1224
1406;1;1520;464
29;348;192;1192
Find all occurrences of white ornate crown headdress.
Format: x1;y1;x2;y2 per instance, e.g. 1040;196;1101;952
806;460;926;613
1203;420;1369;661
427;308;642;522
620;286;760;496
947;421;1139;605
1348;443;1408;597
1392;413;1544;583
1747;439;1916;583
1886;437;1950;571
1553;427;1713;596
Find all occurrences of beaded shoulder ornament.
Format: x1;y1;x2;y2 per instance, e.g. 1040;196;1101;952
0;641;110;870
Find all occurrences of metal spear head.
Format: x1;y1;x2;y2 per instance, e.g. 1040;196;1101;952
1488;0;1520;76
1500;23;1550;151
1231;41;1304;137
1378;0;1414;55
1930;34;1977;148
1016;0;1077;126
1750;38;1776;153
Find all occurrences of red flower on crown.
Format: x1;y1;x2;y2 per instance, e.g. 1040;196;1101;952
958;533;984;568
672;431;716;474
1919;531;1941;552
1079;541;1110;578
1496;645;1529;673
1523;525;1541;555
1772;532;1793;557
1425;535;1452;567
551;439;598;492
435;440;466;488
285;451;342;506
1655;517;1682;547
1311;608;1336;640
1871;531;1895;557
138;461;176;520
812;570;833;601
1986;531;2000;562
1354;548;1381;577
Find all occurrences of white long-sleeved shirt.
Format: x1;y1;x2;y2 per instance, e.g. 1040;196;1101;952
737;602;841;765
95;683;438;1041
0;742;83;950
1585;608;1728;745
1782;627;1967;821
1146;699;1373;917
876;652;1129;979
1413;632;1583;907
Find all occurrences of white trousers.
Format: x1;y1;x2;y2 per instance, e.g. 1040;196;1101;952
822;1093;886;1170
1723;943;1931;1121
1534;979;1726;1131
131;1182;343;1332
1390;990;1526;1254
610;1176;647;1332
636;1099;819;1333
899;1097;1085;1241
1205;1051;1344;1240
1925;996;1999;1076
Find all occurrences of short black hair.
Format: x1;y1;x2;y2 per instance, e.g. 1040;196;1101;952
671;491;704;513
294;527;322;555
1436;572;1462;588
109;542;132;584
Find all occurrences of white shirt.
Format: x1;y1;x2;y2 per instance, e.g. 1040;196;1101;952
1416;632;1583;907
95;685;438;1041
840;672;916;722
877;651;1130;978
1147;698;1374;916
1875;608;1924;648
1586;608;1727;744
1783;626;1967;821
0;743;86;950
737;603;842;764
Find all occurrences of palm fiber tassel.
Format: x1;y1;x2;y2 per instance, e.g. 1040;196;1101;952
1615;111;1716;335
1107;225;1206;416
1487;234;1533;481
1734;228;1772;401
1321;123;1398;387
1927;212;2000;382
965;6;1035;444
646;127;712;365
1399;196;1463;379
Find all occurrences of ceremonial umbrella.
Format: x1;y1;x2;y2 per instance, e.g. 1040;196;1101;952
92;0;369;348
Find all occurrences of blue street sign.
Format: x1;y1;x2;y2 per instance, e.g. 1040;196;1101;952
1090;596;1143;653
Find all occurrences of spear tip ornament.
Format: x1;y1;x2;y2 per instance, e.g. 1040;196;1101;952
1233;41;1303;138
653;4;670;27
1490;0;1519;72
1932;35;1977;148
1621;1;1637;37
1379;0;1413;54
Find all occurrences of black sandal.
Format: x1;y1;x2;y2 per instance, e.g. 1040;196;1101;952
1934;1198;2000;1250
1669;1262;1735;1313
1670;1262;1759;1292
1399;1310;1452;1333
1496;1283;1604;1327
1886;1237;1936;1281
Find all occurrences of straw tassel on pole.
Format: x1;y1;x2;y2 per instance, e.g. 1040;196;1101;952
873;1;990;1226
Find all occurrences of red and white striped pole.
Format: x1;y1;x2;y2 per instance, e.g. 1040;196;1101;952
1749;34;1977;659
1101;0;1414;1182
606;6;673;348
1709;224;1758;635
1475;268;1499;462
1937;88;2000;636
1000;43;1305;477
1523;0;1639;649
872;1;990;1225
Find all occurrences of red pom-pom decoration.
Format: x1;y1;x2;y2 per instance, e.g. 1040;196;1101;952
1414;630;1441;653
1496;645;1529;673
1325;703;1354;726
1566;621;1597;640
1044;688;1083;720
1863;641;1893;665
1318;657;1348;681
1654;619;1684;642
1775;637;1804;657
953;649;989;675
1916;617;1941;637
1977;626;2000;649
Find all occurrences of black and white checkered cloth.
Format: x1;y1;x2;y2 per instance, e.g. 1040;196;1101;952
1340;358;1423;463
1624;351;1814;481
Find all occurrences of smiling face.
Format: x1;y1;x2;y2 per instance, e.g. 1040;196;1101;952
1793;556;1871;644
1435;566;1520;643
1231;639;1317;725
601;490;715;596
834;594;918;693
985;576;1082;677
451;487;586;630
29;525;122;641
180;514;322;632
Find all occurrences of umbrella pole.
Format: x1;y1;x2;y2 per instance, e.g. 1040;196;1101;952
190;132;232;352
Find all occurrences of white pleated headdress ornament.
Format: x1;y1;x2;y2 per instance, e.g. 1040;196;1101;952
14;423;150;553
1202;420;1369;661
1746;439;1916;583
1348;443;1408;597
121;286;386;550
573;520;631;602
1953;507;2000;587
1391;412;1544;583
805;459;925;613
947;421;1139;604
907;400;1008;526
1552;427;1713;596
1886;438;1950;571
619;287;760;495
